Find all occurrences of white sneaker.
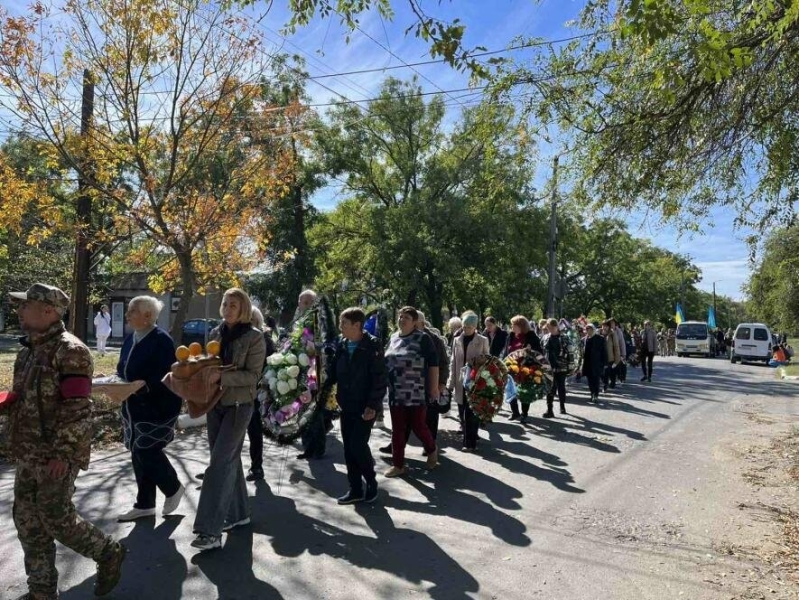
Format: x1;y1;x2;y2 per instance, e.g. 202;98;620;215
191;534;222;551
222;517;251;532
118;507;156;522
162;484;185;516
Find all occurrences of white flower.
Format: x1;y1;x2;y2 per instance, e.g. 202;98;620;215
267;353;283;366
276;380;290;395
487;378;496;388
268;379;277;390
286;365;300;379
278;369;289;381
265;369;277;380
288;378;298;390
285;353;298;365
298;353;310;367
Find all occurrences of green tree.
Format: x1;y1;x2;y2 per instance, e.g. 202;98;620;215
499;0;799;231
745;226;799;333
310;77;541;328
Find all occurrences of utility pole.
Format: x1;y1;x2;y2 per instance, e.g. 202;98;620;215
712;281;717;327
546;156;559;318
70;69;94;341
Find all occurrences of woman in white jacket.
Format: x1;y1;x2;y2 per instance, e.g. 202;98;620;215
447;311;490;452
94;304;113;355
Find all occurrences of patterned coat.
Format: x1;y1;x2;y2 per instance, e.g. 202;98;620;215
5;321;94;470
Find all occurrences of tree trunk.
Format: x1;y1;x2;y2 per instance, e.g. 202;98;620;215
171;251;195;344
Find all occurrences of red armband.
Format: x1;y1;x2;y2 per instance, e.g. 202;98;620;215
0;391;19;408
60;376;92;398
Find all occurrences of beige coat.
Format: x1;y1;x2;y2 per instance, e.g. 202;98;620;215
604;331;620;365
211;327;266;406
447;333;490;405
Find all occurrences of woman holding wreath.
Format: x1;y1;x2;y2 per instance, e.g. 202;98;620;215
192;288;266;551
447;311;490;451
501;315;542;423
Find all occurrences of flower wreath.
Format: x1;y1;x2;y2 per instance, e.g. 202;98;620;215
504;348;552;404
463;354;509;422
258;295;337;443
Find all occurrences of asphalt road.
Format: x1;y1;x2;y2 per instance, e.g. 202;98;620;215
1;355;797;600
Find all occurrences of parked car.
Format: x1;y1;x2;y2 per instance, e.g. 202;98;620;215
730;323;773;364
675;321;713;358
180;318;220;348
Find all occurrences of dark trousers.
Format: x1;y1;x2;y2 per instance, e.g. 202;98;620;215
132;447;181;509
617;361;627;382
247;398;264;471
508;398;532;417
546;372;567;411
458;401;481;449
340;413;376;494
641;351;655;378
587;374;601;397
603;364;617;389
390;405;436;467
301;408;329;457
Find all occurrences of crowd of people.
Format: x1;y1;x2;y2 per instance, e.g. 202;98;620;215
2;281;676;599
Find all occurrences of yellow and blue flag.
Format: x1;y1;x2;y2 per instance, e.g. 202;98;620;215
675;304;685;325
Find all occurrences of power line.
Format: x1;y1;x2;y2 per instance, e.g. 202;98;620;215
307;33;599;80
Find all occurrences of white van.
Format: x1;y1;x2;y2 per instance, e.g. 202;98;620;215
730;323;773;364
675;321;713;358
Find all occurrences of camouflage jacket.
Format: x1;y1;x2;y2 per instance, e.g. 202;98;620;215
4;321;94;469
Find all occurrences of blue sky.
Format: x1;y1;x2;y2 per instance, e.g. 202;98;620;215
0;0;752;300
246;0;752;301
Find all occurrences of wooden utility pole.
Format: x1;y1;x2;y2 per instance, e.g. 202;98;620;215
546;156;559;318
70;69;94;340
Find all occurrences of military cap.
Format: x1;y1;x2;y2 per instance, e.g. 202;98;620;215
9;283;70;312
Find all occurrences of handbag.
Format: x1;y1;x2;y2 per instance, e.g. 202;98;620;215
434;388;452;414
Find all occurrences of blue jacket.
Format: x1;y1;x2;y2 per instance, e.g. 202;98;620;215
117;327;182;424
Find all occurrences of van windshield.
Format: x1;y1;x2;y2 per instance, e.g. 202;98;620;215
676;324;708;339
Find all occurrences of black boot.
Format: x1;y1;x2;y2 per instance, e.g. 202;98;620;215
542;401;555;419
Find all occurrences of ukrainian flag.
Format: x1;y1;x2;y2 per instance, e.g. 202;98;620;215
675;303;685;325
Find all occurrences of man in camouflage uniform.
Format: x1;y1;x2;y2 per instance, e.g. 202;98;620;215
1;284;126;600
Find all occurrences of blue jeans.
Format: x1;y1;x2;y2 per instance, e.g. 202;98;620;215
193;402;253;536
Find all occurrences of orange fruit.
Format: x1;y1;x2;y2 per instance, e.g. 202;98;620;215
189;342;203;357
206;340;221;357
175;345;191;362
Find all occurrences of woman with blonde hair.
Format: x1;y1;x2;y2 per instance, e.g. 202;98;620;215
502;315;543;423
192;288;266;551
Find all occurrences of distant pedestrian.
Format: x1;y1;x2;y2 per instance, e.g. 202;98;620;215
5;283;126;598
501;315;542;422
602;320;621;392
484;316;508;358
581;323;607;403
94;304;112;355
640;320;657;382
542;318;571;418
448;311;490;449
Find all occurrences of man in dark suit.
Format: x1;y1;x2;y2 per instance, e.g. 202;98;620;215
484;316;508;358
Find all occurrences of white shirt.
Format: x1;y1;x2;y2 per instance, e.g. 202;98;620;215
94;311;112;336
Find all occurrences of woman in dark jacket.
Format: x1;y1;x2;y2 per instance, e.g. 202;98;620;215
484;316;508;358
502;315;543;421
329;307;387;504
581;323;607;403
117;296;184;522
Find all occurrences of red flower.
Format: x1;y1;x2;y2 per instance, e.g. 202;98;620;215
470;369;477;379
476;379;487;391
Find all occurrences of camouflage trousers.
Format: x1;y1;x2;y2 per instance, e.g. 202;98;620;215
13;463;117;598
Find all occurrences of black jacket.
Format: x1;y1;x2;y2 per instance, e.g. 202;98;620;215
487;328;509;357
543;333;570;373
581;334;608;378
328;332;387;415
501;330;542;357
117;327;182;424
